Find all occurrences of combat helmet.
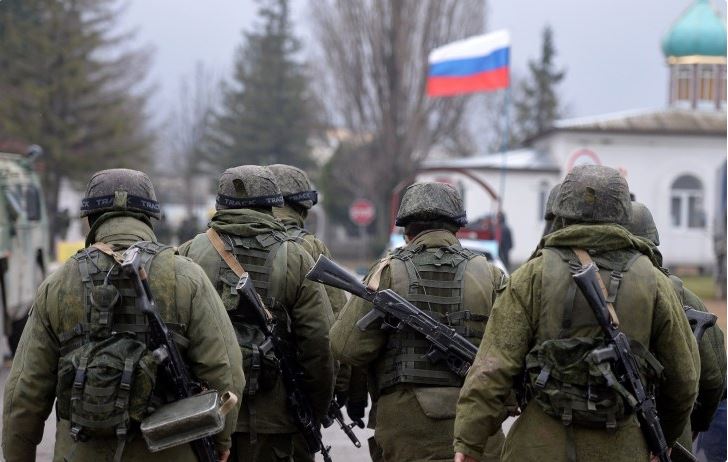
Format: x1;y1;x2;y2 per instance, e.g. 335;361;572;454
624;201;660;246
544;183;561;221
268;164;318;209
80;168;160;219
553;165;632;224
395;182;467;227
216;165;284;210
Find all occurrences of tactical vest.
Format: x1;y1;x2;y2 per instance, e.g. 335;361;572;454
375;244;489;391
283;224;316;258
214;230;292;337
523;247;663;431
55;241;179;461
285;226;309;242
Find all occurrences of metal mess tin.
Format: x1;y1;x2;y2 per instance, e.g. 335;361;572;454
141;390;237;452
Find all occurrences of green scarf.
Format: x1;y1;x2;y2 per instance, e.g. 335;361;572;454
85;212;155;247
539;223;663;268
209;208;287;237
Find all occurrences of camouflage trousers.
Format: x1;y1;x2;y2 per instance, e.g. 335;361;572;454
375;386;504;462
230;432;294;462
291;433;314;462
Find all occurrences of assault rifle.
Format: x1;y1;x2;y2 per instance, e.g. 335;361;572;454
121;247;217;462
684;307;717;342
305;255;478;378
573;263;671;462
234;274;332;462
322;400;362;448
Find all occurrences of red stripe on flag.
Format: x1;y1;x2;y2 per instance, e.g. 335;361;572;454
427;67;509;97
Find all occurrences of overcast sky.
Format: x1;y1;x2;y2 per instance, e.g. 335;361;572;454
122;0;726;126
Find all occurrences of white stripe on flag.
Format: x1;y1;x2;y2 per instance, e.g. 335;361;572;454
429;30;510;64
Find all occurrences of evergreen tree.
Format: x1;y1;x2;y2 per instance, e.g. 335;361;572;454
0;0;153;230
206;0;314;170
513;25;566;145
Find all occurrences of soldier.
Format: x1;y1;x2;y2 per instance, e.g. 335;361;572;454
267;164;349;462
454;165;699;462
2;169;244;462
330;182;507;462
178;165;335;462
625;201;726;455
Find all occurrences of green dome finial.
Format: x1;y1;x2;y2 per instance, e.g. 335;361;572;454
662;0;726;58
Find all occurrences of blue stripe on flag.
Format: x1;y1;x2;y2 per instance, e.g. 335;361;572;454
429;47;509;77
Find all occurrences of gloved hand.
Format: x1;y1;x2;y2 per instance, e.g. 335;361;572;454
346;400;366;428
334;391;349;408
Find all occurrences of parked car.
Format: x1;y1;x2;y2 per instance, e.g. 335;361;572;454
0;146;50;356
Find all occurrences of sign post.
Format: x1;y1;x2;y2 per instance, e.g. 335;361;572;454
349;199;376;261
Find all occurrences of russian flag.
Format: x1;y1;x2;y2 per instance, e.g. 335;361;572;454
427;30;510;97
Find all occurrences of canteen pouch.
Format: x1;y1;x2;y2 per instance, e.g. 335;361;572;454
140;390;237;452
412;386;460;420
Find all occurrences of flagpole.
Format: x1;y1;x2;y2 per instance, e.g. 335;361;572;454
496;67;511;257
498;85;510;211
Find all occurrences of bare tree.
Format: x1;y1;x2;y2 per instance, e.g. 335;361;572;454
310;0;485;241
168;63;219;214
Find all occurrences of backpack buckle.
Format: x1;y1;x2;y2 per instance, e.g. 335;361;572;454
535;365;551;389
73;369;86;389
70;424;88;442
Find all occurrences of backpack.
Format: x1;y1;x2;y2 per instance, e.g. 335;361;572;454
523;247;664;430
56;242;171;460
524;336;662;430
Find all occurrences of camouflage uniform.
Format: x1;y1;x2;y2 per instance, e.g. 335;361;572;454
625;202;726;455
268;164;348;462
178;166;335;462
2;169;244;462
331;182;507;462
454;166;699;462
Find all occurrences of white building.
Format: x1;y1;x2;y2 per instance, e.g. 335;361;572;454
418;0;727;268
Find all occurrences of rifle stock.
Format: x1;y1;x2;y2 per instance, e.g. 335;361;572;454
305;255;373;300
684;307;717;342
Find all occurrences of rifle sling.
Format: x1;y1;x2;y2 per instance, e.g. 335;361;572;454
572;248;620;327
206;228;247;278
91;242;125;265
368;257;391;290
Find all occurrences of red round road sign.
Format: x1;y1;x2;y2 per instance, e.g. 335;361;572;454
349;199;376;226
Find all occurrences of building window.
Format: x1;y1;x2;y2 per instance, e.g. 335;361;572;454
699;65;715;101
670;174;705;229
676;65;692;101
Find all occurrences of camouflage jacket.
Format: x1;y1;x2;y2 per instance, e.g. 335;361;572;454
2;215;244;462
454;224;699;461
178;208;335;433
331;230;506;460
634;236;726;433
274;205;349;393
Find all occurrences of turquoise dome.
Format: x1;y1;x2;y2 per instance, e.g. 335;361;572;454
662;0;726;57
